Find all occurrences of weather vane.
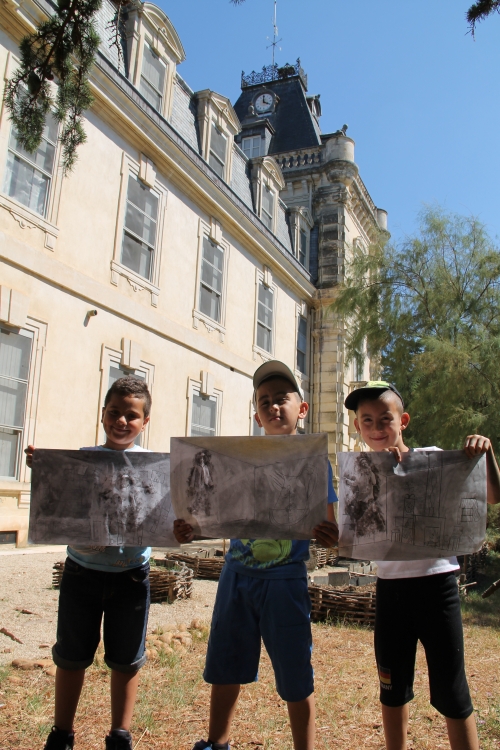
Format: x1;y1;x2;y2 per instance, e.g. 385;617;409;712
266;0;282;69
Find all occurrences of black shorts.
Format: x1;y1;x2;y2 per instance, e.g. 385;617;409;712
374;571;473;719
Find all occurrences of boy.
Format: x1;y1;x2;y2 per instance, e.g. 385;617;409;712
174;360;339;750
345;380;492;750
26;377;152;750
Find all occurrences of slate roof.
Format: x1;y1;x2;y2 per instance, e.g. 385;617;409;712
233;77;322;155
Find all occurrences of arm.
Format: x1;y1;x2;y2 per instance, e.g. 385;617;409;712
463;434;500;505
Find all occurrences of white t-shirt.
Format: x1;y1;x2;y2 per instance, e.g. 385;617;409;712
375;447;460;580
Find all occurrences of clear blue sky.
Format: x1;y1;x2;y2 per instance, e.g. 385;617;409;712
158;0;500;245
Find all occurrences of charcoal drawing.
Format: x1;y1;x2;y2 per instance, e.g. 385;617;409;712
29;449;176;547
338;450;487;560
171;434;328;539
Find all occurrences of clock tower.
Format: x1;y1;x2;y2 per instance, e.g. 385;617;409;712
234;60;389;473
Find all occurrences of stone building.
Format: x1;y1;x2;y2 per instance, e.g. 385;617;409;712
0;0;386;545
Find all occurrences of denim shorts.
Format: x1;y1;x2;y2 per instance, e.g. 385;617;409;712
204;565;313;702
375;571;473;719
52;557;150;673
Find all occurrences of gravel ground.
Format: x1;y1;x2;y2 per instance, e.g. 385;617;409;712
0;549;218;666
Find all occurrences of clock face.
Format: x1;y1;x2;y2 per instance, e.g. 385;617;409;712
255;93;274;113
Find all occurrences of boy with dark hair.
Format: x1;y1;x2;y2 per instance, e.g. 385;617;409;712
345;380;493;750
174;360;339;750
26;376;153;750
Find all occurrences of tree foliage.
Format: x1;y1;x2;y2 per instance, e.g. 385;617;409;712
467;0;500;36
331;208;500;451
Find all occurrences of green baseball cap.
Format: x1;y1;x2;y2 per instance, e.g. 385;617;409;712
344;380;404;411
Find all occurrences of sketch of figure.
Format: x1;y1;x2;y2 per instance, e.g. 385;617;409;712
266;461;316;530
344;453;386;537
186;450;215;516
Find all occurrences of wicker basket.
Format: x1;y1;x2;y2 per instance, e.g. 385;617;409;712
309;583;376;626
165;550;225;580
52;559;193;604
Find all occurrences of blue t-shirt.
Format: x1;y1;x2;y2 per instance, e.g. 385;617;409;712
66;445;152;572
226;461;338;579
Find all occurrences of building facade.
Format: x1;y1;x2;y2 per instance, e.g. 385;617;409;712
0;0;387;545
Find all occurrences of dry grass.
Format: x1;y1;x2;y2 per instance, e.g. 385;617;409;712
1;616;500;750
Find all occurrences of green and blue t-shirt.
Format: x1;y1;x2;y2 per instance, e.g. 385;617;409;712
226;461;338;579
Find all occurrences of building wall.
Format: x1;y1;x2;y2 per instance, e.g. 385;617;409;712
0;4;314;545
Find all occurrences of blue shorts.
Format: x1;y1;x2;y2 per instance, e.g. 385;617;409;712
204;565;313;702
53;557;150;673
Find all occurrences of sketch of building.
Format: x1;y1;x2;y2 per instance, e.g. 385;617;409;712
338;450;487;560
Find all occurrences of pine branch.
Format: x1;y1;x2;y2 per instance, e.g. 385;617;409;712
467;0;500;36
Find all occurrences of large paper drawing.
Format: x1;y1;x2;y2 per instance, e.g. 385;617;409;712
29;450;176;547
170;434;328;539
338;450;487;560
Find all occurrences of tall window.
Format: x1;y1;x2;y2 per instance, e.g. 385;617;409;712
209;123;227;178
261;185;274;230
108;363;145;446
121;175;159;280
257;282;273;352
0;328;32;478
4;115;58;217
297;316;307;374
191;392;217;436
140;43;166;111
199;237;224;322
242;136;261;159
299;229;307;267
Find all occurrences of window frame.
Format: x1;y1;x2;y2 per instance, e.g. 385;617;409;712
192;219;230;342
252;268;278;360
0;317;46;485
242;135;261;159
296;313;308;376
139;40;168;113
110;153;167;307
0;54;61;248
98;344;155;448
186;377;223;438
208;121;228;179
260;181;275;232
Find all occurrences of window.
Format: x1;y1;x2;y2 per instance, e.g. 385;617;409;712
199;237;224;323
261;184;274;230
0;328;32;478
121;175;159;281
297;316;307;374
242;136;261;159
191;393;217;437
209;123;227;178
4;115;58;217
257;282;273;353
108;363;145;446
299;229;308;267
140;43;166;111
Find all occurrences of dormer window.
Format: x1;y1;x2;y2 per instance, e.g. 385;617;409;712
209;123;227;178
140;43;167;111
242;136;261;159
261;184;274;230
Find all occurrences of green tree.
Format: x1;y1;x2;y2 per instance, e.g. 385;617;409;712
331;207;500;451
467;1;500;36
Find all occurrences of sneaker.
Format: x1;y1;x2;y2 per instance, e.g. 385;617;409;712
192;742;230;750
44;726;74;750
105;729;133;750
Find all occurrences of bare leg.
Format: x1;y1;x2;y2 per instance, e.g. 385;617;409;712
287;693;315;750
208;684;241;744
110;670;140;731
446;715;479;750
381;703;409;750
53;667;85;731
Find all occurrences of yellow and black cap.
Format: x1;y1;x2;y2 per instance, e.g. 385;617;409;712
344;380;404;412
